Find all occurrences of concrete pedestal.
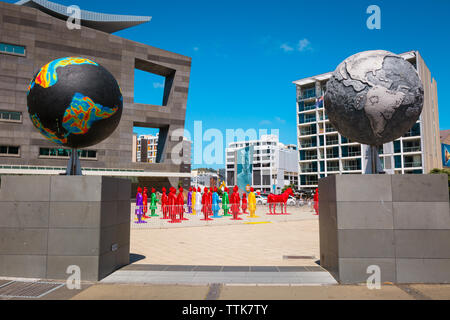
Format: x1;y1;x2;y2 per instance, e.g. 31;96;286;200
0;175;131;281
319;174;450;284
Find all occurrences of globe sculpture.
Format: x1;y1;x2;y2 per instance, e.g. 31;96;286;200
324;50;424;173
27;57;123;174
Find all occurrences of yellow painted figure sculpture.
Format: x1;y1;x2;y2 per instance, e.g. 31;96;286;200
192;188;197;215
248;187;258;218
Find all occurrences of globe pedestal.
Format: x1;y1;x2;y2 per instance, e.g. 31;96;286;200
66;149;82;175
0;176;131;281
318;174;450;284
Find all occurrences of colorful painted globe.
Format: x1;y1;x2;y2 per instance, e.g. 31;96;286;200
27;57;123;149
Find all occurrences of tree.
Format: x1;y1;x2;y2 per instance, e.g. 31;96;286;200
430;168;450;197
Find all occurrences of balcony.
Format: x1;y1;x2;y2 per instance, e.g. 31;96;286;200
343;165;361;171
301;143;315;148
404;161;422;168
301;168;317;173
326;139;339;145
325;126;336;133
300;129;316;136
304;155;318;160
327;166;339;172
300;88;316;100
348;151;361;157
326;153;339;159
403;146;421;153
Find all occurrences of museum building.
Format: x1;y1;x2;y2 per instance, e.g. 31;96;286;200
294;51;442;191
0;0;192;192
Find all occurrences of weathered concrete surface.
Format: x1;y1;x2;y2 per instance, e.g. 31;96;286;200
319;174;450;284
0;175;131;281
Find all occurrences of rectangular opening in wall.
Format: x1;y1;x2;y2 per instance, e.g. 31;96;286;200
0;145;20;157
133;126;161;163
134;58;175;106
38;148;97;160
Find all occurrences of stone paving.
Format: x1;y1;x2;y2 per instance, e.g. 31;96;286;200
129;205;320;267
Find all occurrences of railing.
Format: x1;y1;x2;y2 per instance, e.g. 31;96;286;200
301;89;316;100
300;130;316;136
301;168;317;173
327;166;339;172
403;146;421;152
343;165;361;171
304;155;318;160
327;154;339;159
326;139;339;145
404;161;422;168
301;143;314;148
348;151;361;157
302;117;317;123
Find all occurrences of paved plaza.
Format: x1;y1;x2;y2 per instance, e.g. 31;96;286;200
129;205;320;267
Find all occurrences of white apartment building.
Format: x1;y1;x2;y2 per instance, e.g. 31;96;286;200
294;51;442;191
135;133;159;163
225;135;299;194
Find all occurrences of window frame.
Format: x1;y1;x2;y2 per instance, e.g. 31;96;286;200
0;110;23;123
0;145;21;157
0;42;26;57
38;148;98;161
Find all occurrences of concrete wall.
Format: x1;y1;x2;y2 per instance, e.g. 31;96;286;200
0;175;131;281
319;174;450;284
0;1;190;177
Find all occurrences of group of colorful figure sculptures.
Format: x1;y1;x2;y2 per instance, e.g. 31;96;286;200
134;185;267;224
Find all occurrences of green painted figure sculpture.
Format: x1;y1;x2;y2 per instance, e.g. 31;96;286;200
150;188;159;217
222;187;232;217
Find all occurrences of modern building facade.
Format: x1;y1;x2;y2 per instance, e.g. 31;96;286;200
294;51;442;191
135;133;159;163
225;135;298;194
0;0;192;192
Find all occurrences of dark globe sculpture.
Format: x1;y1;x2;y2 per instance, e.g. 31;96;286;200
324;50;424;146
27;57;123;149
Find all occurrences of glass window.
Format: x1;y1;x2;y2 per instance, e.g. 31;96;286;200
0;145;20;156
0;110;22;122
0;43;26;56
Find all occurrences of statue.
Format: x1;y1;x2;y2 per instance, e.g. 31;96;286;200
211;187;221;218
222;187;232;217
324;50;424;173
161;187;168;219
27;57;123;175
135;187;146;224
267;188;293;214
150;188;159;217
248;187;258;218
191;187;197;215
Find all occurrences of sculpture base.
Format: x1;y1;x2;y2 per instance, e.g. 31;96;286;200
0;176;131;281
319;174;450;284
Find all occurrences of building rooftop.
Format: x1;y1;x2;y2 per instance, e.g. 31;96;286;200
15;0;152;33
292;50;417;86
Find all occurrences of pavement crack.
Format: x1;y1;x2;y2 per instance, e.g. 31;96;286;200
205;283;222;300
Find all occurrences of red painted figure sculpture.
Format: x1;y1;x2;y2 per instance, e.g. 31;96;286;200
230;185;242;220
208;187;214;216
313;188;319;215
241;192;247;214
201;187;213;221
142;187;149;219
267;188;294;214
177;187;188;221
168;187;180;223
161;187;168;219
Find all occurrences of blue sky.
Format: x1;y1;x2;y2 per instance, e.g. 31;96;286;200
7;0;450;168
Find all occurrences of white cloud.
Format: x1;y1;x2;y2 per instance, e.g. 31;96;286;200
193;47;199;51
259;120;272;126
297;38;312;52
275;117;286;124
153;82;164;89
280;43;294;52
